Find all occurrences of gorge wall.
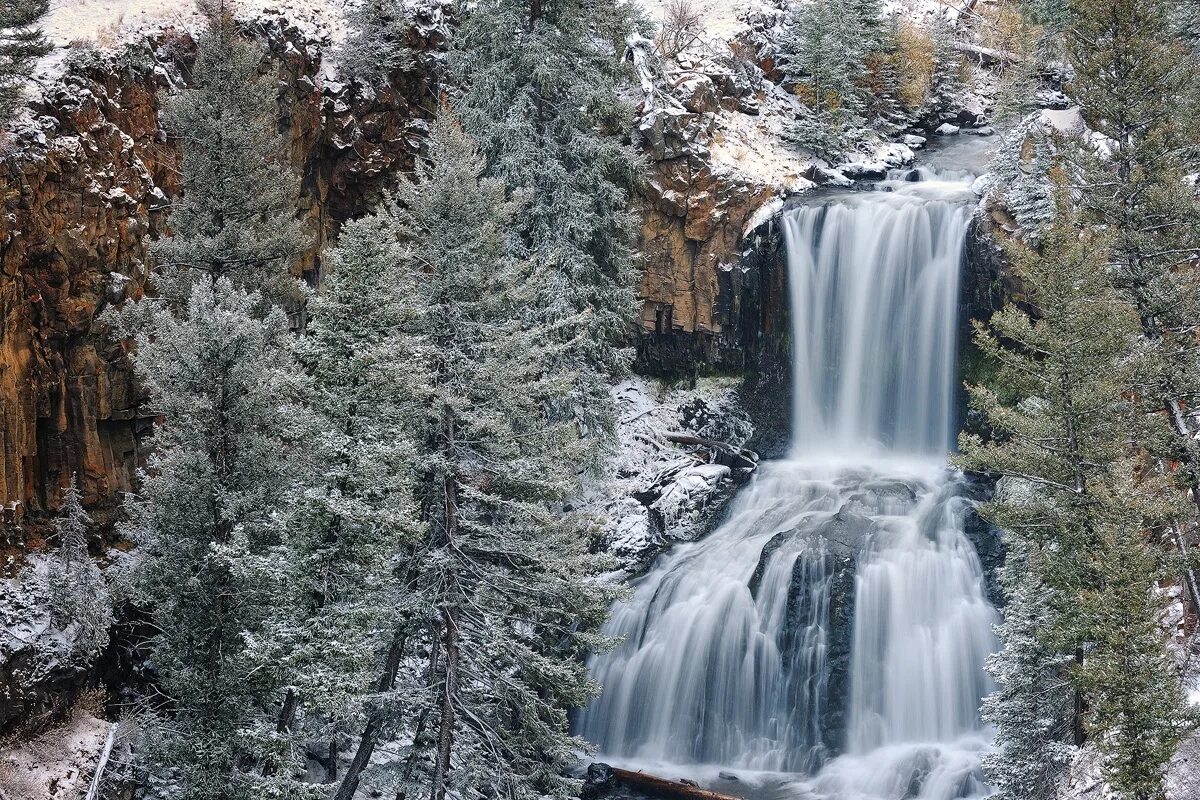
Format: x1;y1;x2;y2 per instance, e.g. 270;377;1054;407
0;2;1009;539
0;13;440;530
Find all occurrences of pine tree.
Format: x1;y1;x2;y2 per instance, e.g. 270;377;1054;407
329;114;614;800
118;279;310;800
986;117;1057;240
113;13;315;795
260;213;421;790
927;13;966;116
0;0;48;127
958;202;1193;800
956;204;1136;784
1069;474;1195;800
339;0;414;85
45;475;113;663
449;0;641;446
152;4;304;304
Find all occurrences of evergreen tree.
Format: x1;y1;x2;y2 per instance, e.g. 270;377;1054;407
1067;0;1200;594
45;475;113;663
339;0;414;85
261;213;421;789
958;204;1192;800
449;0;641;445
1070;474;1195;800
927;13;965;116
980;536;1074;800
153;4;304;304
330;114;614;800
956;205;1134;782
986;117;1057;240
118;279;309;800
114;11;314;796
778;0;874;155
0;0;48;126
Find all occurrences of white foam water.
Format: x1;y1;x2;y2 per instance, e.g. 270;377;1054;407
578;167;998;800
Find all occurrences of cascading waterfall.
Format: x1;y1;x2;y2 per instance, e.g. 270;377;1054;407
577;164;1001;800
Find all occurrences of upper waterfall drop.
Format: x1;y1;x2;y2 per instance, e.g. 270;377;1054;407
578;161;998;800
783;183;971;456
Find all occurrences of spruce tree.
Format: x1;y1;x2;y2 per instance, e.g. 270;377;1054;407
0;0;48;126
118;279;309;800
45;475;113;663
449;0;641;445
956;205;1134;784
153;4;304;304
958;203;1193;800
1067;0;1200;599
116;9;313;797
778;0;874;155
980;537;1074;800
261;213;421;790
1070;474;1194;800
330;114;614;800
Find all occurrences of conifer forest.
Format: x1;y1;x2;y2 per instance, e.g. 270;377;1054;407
3;1;1200;799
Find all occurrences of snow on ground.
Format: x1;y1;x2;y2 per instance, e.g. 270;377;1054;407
42;0;348;48
0;710;110;800
634;0;768;42
708;94;814;193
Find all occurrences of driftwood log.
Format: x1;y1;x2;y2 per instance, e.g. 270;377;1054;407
582;763;743;800
659;432;758;470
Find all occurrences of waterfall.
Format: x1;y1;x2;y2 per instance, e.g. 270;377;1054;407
579;169;999;800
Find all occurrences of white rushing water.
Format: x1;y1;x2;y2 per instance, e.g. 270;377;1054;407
578;167;999;800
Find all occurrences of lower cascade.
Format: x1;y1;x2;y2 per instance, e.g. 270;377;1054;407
577;169;1000;799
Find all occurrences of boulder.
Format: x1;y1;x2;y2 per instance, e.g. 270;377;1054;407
677;74;720;114
934;122;961;136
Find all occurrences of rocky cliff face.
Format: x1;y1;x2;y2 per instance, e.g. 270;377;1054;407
0;10;441;533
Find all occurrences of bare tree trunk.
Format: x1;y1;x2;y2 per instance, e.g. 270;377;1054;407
431;606;460;800
333;634;408;800
431;473;461;800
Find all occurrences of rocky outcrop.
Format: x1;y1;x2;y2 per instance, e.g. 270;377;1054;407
0;11;442;534
595;378;757;575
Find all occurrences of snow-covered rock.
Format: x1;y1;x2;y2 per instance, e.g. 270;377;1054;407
935;122;961;136
903;133;927;149
583;377;756;575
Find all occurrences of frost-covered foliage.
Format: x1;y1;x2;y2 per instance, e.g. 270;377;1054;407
152;5;304;304
778;0;875;156
44;476;112;662
449;0;641;445
777;0;965;156
110;12;316;797
981;534;1074;800
118;279;311;800
1069;0;1200;521
331;114;615;800
0;0;48;126
339;0;414;85
259;212;421;787
987;117;1056;240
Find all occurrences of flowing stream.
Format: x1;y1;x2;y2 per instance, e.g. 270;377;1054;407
578;163;1000;800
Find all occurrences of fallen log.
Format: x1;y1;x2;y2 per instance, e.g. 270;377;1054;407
659;432;759;470
582;763;743;800
950;41;1021;67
